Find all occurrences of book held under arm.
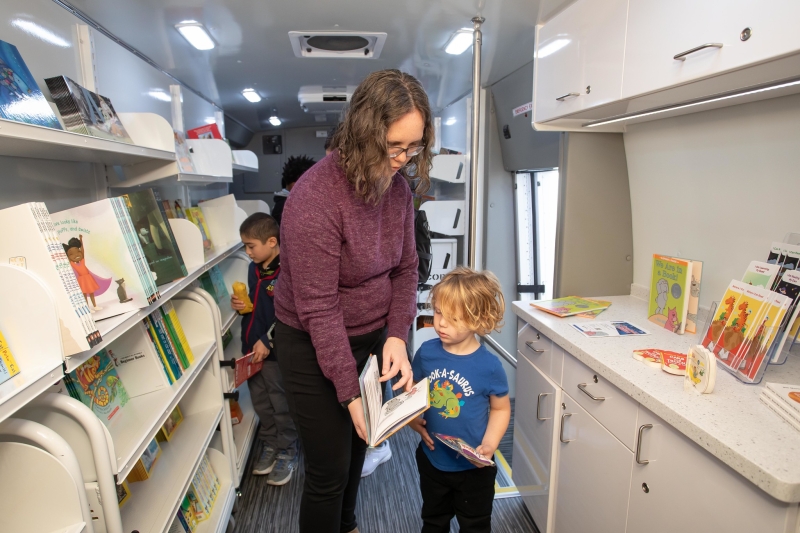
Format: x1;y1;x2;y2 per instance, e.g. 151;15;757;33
358;355;430;447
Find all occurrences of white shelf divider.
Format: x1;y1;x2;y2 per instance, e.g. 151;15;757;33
0;265;64;425
0;114;175;166
195;447;236;533
231;150;259;173
430;154;466;183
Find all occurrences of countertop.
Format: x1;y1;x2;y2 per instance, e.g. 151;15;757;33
513;296;800;503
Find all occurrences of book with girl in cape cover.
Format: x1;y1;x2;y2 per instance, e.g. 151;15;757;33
359;355;430;447
0;40;62;129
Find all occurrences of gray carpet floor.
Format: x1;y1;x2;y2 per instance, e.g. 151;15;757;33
233;399;538;533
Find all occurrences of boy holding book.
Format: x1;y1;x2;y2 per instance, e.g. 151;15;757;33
231;213;298;485
409;267;511;533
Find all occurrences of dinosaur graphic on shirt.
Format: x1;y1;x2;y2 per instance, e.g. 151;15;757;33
430;380;464;419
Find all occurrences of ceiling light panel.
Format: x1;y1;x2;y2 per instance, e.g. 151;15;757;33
445;28;474;55
175;20;215;50
269;116;282;126
242;88;261;103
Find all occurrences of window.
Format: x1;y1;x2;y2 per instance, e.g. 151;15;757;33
514;170;559;301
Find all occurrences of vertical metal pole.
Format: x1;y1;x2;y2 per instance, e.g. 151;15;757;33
468;16;485;270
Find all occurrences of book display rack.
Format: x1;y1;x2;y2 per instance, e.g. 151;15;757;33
0;102;261;532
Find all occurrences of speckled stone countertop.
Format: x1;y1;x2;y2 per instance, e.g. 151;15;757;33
513;296;800;503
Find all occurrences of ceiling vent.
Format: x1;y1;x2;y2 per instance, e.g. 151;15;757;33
298;85;357;113
288;31;387;59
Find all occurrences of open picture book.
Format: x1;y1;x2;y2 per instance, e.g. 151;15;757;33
359;354;430;447
434;433;495;466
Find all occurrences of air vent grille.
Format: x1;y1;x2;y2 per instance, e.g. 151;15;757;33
288;31;387;59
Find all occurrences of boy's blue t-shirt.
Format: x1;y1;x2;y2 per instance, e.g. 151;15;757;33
412;338;509;472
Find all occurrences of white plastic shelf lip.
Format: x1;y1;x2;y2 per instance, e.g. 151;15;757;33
65;241;244;373
112;170;234;189
0;117;175;165
221;309;237;336
0;361;64;425
119;406;222;533
114;341;217;481
231;163;259;173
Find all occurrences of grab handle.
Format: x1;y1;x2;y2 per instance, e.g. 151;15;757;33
674;43;723;61
578;383;605;401
537;393;552;421
636;424;654;465
559;413;573;443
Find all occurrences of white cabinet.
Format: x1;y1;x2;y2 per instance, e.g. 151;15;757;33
622;0;800;98
627;405;794;533
533;0;629;123
553;392;633;533
513;357;562;533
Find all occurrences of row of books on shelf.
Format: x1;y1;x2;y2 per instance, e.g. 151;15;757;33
0;189;233;357
0;39;225;172
700;242;800;383
760;382;800;433
61;301;195;427
171;452;222;531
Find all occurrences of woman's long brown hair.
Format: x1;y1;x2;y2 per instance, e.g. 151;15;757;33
330;69;434;204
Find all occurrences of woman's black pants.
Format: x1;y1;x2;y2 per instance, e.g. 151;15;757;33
275;320;384;533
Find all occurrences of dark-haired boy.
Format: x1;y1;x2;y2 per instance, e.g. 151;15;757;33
272;155;315;225
231;212;298;485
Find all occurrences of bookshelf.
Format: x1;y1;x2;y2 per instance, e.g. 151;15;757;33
231;149;259;174
430;154;466;183
195;448;237;533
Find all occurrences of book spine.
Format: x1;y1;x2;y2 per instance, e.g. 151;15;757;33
163;301;195;365
154;197;188;276
111;198;159;303
187;483;209;521
160;308;189;370
144;317;176;384
151;313;183;379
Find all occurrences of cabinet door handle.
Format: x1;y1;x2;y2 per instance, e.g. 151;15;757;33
556;92;580;101
559;413;573;443
673;42;723;61
525;341;545;353
577;383;605;401
636;424;654;465
536;393;552;420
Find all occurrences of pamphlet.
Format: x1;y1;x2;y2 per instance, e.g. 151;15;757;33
434;433;495;466
571;321;650;338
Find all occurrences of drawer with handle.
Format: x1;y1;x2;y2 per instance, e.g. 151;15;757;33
562;352;639;450
517;320;563;385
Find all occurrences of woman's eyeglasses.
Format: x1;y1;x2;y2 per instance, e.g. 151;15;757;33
388;145;425;159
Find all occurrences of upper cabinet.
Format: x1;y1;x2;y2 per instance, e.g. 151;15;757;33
622;0;800;98
533;0;629;123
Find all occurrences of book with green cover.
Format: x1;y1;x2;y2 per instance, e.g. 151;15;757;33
530;297;611;318
158;307;189;370
199;265;229;305
184;207;213;257
162;300;194;365
647;255;692;334
144;316;179;383
65;349;129;426
149;314;185;376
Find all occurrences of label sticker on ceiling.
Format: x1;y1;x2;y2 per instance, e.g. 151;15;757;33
512;102;532;117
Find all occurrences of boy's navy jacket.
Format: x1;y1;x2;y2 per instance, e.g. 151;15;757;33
241;255;280;358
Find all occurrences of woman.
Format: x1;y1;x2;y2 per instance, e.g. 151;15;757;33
274;69;433;533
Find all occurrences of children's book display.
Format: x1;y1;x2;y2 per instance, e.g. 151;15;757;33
530;297;611;318
51;198;160;320
64;349;130;427
44;75;132;142
187;123;223;140
434;433;495;466
647;254;703;335
0;40;62;129
0;329;20;386
359;355;430;447
571;321;649;338
121;189;188;284
143;303;196;385
177;451;221;526
760;382;800;432
684;345;717;394
184;207;213;257
0;202;101;355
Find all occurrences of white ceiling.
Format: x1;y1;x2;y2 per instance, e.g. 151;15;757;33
66;0;543;131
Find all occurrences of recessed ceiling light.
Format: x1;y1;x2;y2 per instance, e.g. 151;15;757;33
147;90;172;102
537;38;570;59
11;19;70;48
444;117;457;126
242;88;261;103
269;112;282;127
445;28;474;55
175;20;215;50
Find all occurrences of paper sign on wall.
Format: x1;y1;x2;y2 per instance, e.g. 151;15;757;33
512;102;533;117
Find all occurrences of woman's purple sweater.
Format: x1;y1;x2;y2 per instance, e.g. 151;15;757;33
274;153;418;402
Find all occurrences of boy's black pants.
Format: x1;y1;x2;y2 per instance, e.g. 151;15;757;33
275;320;385;533
415;445;497;533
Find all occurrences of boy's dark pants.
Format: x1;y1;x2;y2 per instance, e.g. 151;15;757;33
415;445;497;533
248;360;298;454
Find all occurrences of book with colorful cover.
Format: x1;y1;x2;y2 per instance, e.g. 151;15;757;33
0;328;20;386
724;284;772;371
174;131;196;173
0;40;62;129
110;197;160;304
127;437;161;482
162;300;194;365
702;280;747;355
44;75;132;142
647;255;693;334
743;261;780;289
143;316;177;384
530;297;611;318
65;349;129;427
767;242;800;290
148;314;184;377
770;270;800;362
704;282;770;371
234;353;263;389
433;433;495;466
121;189;188;284
0;203;101;355
199;265;229;305
187;123;223;140
158;307;189;370
737;292;791;382
574;299;611;319
184;207;213;257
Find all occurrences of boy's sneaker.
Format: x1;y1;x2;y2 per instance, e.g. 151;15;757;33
361;441;392;477
266;452;296;486
253;444;278;475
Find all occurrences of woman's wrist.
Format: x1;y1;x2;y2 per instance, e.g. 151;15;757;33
340;393;361;409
